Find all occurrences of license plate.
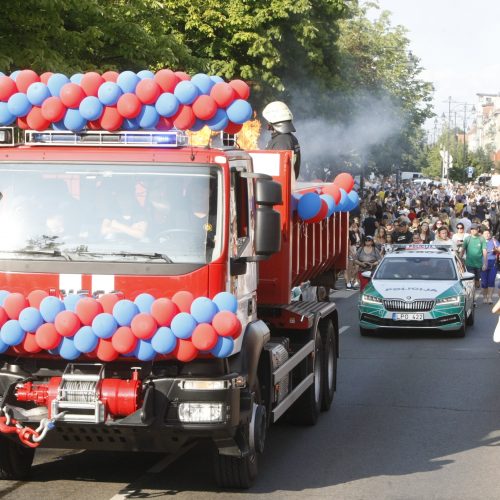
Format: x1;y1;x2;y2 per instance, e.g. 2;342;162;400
392;313;424;321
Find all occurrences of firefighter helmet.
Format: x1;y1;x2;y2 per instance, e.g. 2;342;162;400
262;101;295;133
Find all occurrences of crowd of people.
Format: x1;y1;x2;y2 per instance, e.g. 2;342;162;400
345;177;500;303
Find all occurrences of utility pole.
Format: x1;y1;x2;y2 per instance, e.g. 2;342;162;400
446;96;451;179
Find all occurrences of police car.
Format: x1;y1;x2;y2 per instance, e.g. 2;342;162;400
358;245;475;337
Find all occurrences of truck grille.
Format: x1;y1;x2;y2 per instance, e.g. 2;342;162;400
383;299;434;312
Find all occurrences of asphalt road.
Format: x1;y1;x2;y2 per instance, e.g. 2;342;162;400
2;289;500;500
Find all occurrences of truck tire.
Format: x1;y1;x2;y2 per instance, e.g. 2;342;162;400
0;436;34;480
320;319;337;411
288;332;323;426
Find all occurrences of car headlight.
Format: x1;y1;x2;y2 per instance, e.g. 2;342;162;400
361;294;383;305
436;295;461;305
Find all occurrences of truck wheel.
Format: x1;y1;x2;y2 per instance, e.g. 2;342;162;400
0;436;35;480
320;319;337;411
288;332;323;426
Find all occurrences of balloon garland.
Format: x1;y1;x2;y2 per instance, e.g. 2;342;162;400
294;172;359;222
0;290;241;362
0;69;252;133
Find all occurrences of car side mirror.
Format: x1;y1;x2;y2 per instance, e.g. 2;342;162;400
361;271;372;278
461;272;475;281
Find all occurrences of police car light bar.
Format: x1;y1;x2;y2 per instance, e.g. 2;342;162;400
24;129;188;148
387;244;454;252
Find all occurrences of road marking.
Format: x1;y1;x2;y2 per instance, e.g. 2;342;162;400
339;325;350;334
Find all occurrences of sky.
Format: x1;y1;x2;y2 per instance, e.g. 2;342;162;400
371;0;500;133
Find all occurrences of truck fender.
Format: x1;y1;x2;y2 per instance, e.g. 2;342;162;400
228;320;270;391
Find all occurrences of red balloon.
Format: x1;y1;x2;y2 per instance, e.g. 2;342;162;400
191;323;218;351
157;116;174;130
17;116;29;130
111;326;137;354
229;79;250;100
40;72;53;85
15;70;40;93
210;82;235;108
27;290;49;308
97;293;120;314
173;105;196;130
26;106;50;131
322;183;341;204
172;291;194;313
154;69;179;93
96;338;119;361
21;333;42;353
136;79;161;105
75;297;103;326
0;76;17;101
306;199;329;223
80;72;105;97
333;172;355;193
117;93;142;118
130;313;157;340
224;121;243;134
99;106;123;131
41;96;66;122
59;83;86;108
54;310;81;337
4;293;28;320
0;307;8;329
173;339;198;362
212;311;241;338
35;323;61;350
151;298;178;327
174;71;191;81
192;95;217;120
102;71;119;82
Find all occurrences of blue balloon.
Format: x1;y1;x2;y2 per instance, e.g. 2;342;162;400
27;82;51;106
347;190;359;211
151;326;177;354
134;293;155;313
207;109;228;131
137;104;159;129
291;193;302;213
0;291;10;306
320;194;335;217
137;70;155;80
74;326;99;353
170;312;197;339
174;80;198;105
191;73;215;95
0;102;15;126
7;93;32;117
133;339;156;361
70;73;84;84
211;336;234;358
52;119;67;130
63;108;87;132
117;71;140;93
0;337;9;353
113;300;139;327
338;188;348;211
92;313;118;339
79;96;103;121
122;117;140;130
226;99;253;124
47;73;70;97
57;337;81;360
155;93;179;117
40;296;65;323
210;75;224;84
0;320;25;346
212;292;238;314
297;192;321;220
63;294;82;312
18;307;44;332
190;297;218;323
9;70;20;81
190;119;205;131
97;81;122;105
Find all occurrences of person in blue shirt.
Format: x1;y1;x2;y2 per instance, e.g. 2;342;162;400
480;228;499;304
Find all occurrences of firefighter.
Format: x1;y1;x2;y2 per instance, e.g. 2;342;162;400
262;101;301;179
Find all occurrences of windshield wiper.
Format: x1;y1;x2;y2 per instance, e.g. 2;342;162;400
75;251;174;264
6;249;72;261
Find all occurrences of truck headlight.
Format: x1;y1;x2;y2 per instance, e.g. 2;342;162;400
361;294;383;305
436;296;460;306
178;402;226;423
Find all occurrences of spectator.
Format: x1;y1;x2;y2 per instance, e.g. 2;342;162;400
480;229;499;304
460;224;487;289
392;219;413;244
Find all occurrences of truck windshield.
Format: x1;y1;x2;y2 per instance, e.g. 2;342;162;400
374;257;457;280
0;163;223;264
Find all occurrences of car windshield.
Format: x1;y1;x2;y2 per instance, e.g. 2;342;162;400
0;163;222;264
374;256;457;280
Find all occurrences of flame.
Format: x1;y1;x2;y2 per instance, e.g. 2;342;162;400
237;118;261;150
187;127;212;147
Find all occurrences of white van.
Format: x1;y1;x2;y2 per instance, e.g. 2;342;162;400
400;171;424;181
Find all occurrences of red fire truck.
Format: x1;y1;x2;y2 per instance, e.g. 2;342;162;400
0;128;348;488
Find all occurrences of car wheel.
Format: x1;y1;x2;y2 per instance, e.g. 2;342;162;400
455;320;466;338
466;303;475;326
